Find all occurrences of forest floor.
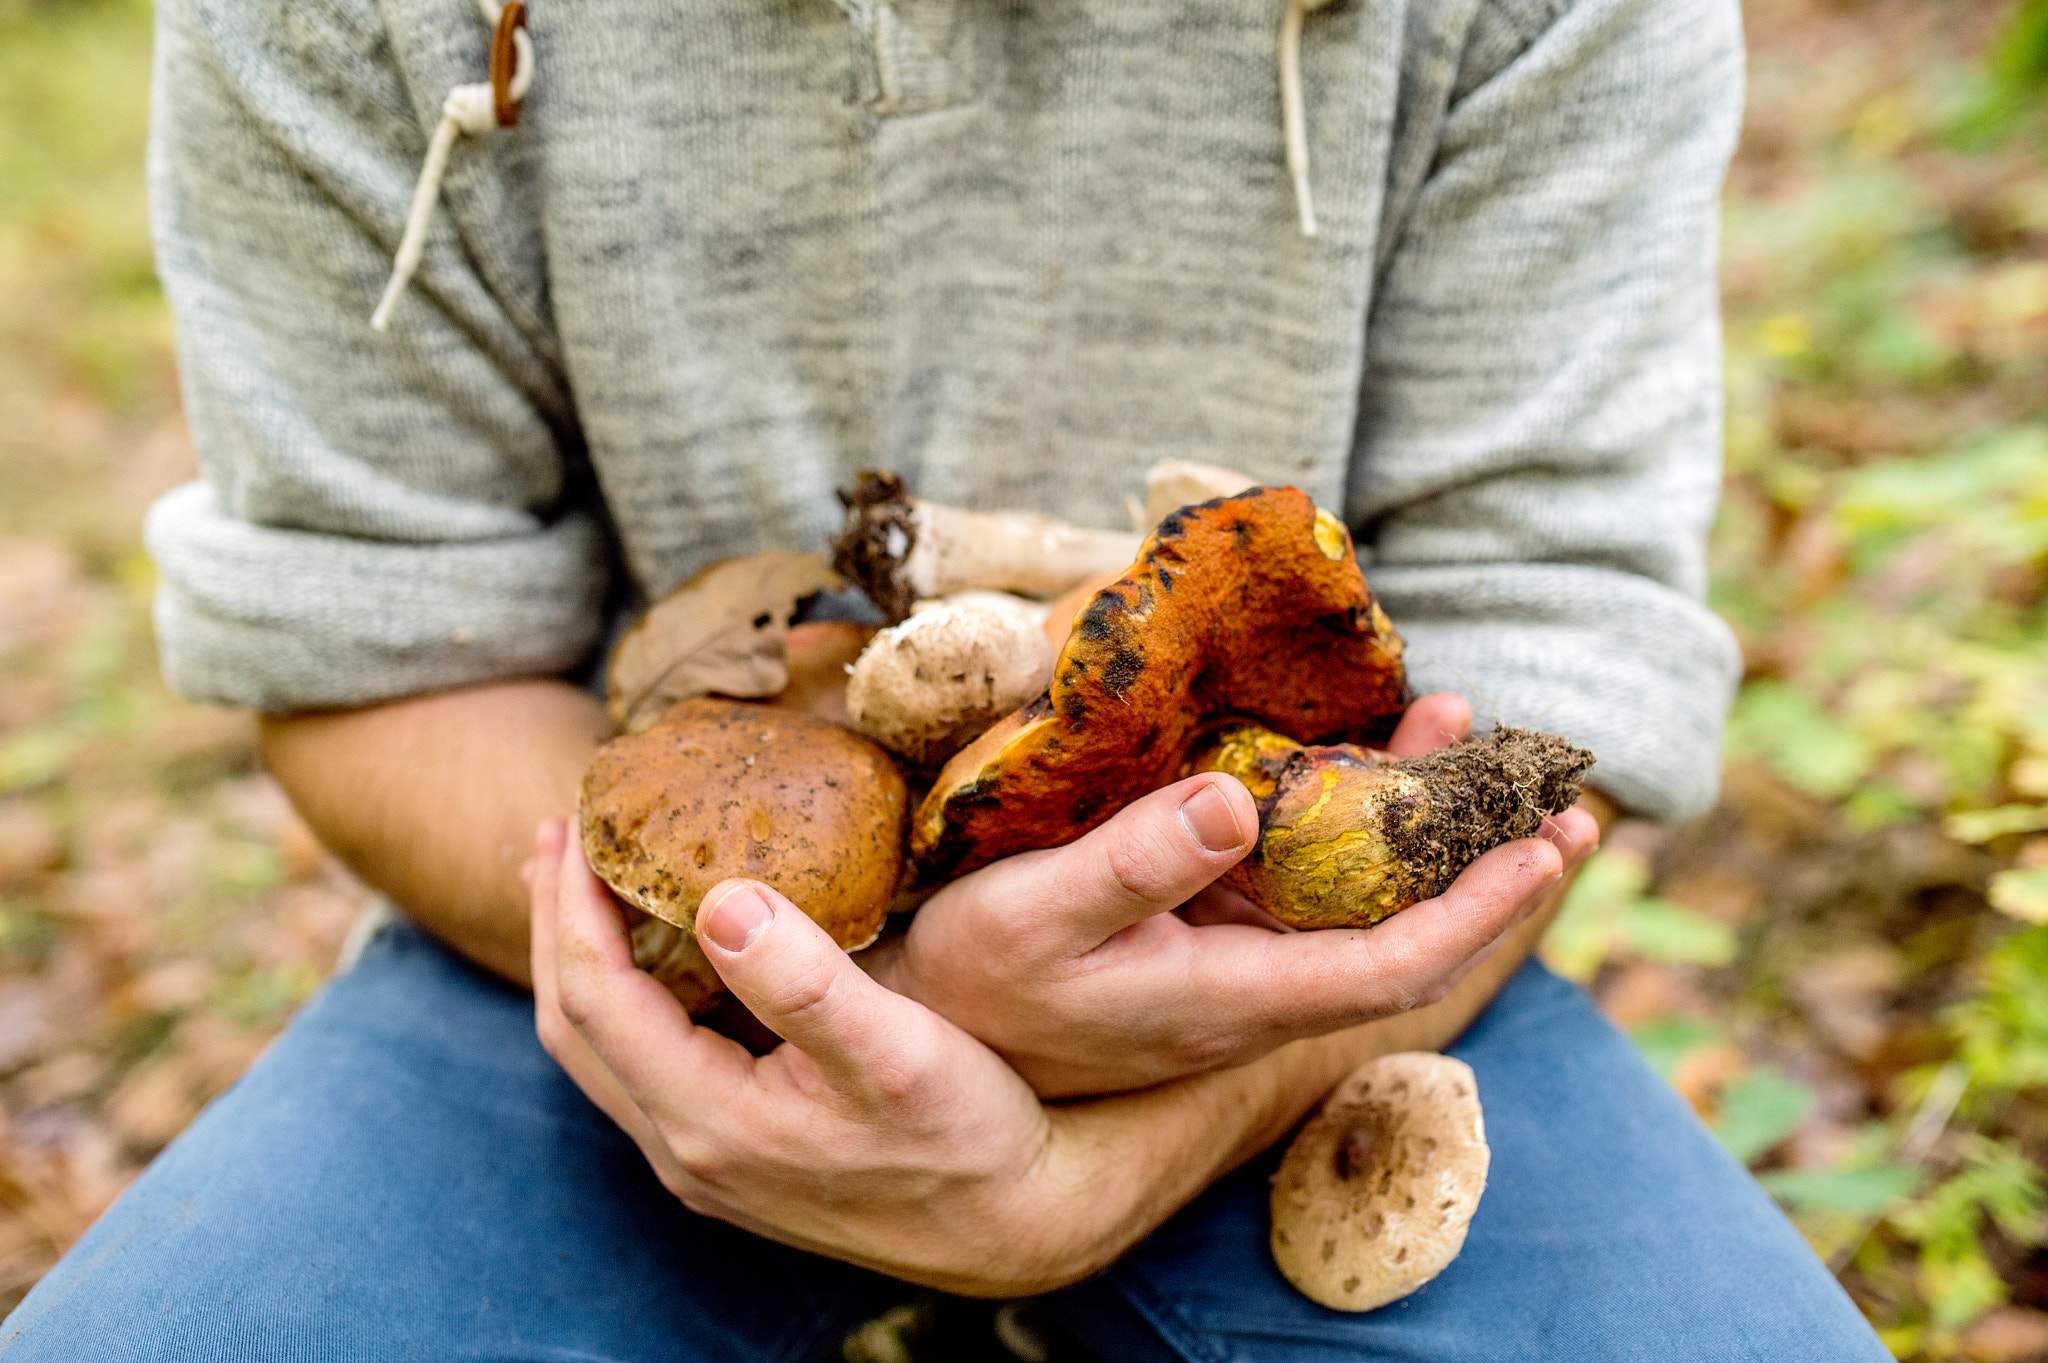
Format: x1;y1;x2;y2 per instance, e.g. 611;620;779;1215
0;0;2044;1359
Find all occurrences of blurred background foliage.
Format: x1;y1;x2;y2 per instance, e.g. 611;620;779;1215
0;0;2043;1358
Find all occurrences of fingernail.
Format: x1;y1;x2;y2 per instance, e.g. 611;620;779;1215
1180;783;1248;853
700;883;774;953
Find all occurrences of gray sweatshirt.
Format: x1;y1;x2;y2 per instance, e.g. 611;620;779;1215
143;0;1744;822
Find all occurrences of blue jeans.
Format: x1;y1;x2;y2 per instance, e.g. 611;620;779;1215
2;922;1883;1361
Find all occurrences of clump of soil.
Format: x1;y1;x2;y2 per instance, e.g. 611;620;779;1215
1388;727;1594;898
832;471;919;622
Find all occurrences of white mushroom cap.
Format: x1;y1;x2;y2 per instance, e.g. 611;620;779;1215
1270;1052;1490;1311
1133;460;1258;530
846;604;1056;768
909;590;1052;630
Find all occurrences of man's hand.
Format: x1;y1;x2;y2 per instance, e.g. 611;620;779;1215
529;817;1117;1296
869;693;1599;1097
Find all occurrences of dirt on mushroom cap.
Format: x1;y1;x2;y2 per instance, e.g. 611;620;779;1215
912;486;1409;882
579;697;907;953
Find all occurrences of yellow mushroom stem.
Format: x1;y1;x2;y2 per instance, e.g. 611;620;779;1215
1186;722;1593;929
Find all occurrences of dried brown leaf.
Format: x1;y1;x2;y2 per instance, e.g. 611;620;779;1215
0;802;62;887
104;1056;200;1152
607;552;844;733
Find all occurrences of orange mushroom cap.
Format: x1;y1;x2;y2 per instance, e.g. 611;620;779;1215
912;487;1407;882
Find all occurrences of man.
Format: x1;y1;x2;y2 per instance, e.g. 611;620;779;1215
2;0;1887;1357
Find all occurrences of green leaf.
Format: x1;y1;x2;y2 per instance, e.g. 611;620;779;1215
1630;1017;1723;1080
1619;898;1739;967
1726;681;1873;800
1947;925;2048;1093
1760;1165;1925;1217
1540;849;1652;982
1714;1066;1816;1165
1989;868;2048;924
0;726;78;794
1944;804;2048;843
1922;1251;2008;1331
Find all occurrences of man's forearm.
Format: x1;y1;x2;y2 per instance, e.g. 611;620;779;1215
260;680;612;984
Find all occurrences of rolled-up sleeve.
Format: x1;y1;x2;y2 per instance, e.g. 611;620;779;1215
1350;0;1746;822
144;0;608;711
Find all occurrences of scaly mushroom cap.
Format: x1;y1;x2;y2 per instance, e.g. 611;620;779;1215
912;487;1407;882
847;604;1057;769
1271;1052;1490;1312
1187;722;1593;929
579;698;907;954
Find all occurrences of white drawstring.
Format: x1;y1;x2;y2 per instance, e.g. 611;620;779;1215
371;0;534;330
1279;0;1332;238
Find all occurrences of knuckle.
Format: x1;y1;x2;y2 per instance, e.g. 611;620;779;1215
670;1142;726;1192
1171;1027;1239;1071
534;1009;571;1059
1100;825;1183;906
672;1185;718;1217
966;902;1032;960
554;972;605;1031
862;1053;929;1107
763;954;841;1027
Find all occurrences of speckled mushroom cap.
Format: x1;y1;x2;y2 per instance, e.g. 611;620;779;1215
579;697;907;953
1271;1052;1490;1312
912;487;1407;882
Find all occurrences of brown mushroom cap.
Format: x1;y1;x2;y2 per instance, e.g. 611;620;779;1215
912;486;1407;882
579;698;907;958
1271;1052;1490;1312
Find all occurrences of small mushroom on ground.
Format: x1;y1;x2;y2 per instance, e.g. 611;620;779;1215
607;552;846;733
913;486;1409;882
1187;723;1594;928
1271;1052;1490;1311
832;471;1142;623
579;697;907;1013
846;603;1058;769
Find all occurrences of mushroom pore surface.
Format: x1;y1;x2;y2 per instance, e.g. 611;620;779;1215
579;697;907;955
912;486;1408;882
1271;1052;1490;1311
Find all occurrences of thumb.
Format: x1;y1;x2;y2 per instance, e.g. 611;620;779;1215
999;773;1258;950
696;880;927;1085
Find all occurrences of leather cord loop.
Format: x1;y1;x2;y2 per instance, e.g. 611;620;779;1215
491;2;529;128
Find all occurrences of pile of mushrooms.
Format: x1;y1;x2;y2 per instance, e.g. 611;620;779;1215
575;462;1590;1310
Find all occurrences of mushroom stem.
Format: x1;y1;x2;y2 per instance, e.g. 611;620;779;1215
834;471;1141;622
1188;724;1594;928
